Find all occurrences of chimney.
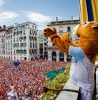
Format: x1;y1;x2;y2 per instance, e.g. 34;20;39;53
0;26;2;29
3;25;6;29
56;17;58;21
71;16;73;20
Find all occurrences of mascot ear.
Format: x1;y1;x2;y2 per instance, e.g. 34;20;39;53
53;28;57;33
72;24;80;37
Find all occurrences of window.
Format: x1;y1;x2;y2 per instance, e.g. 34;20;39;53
13;32;16;36
18;43;19;47
30;29;32;34
24;43;26;47
20;33;22;36
34;37;37;41
30;42;32;48
17;37;18;42
67;27;71;32
33;43;34;48
32;49;34;54
29;49;32;54
35;43;37;48
16;50;20;54
24;50;27;54
14;50;15;55
40;44;43;48
24;36;26;41
23;32;25;35
19;37;22;41
14;38;15;42
59;26;63;33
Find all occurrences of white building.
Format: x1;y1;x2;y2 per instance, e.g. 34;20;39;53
5;26;13;59
0;25;6;58
12;22;38;60
47;19;80;61
0;22;47;61
37;30;48;59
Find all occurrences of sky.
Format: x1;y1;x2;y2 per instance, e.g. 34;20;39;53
0;0;80;29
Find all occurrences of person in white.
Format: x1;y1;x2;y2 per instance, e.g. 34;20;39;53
7;85;19;100
69;46;95;100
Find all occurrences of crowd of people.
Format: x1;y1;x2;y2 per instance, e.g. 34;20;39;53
0;58;67;100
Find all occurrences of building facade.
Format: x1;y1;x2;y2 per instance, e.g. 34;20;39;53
12;22;38;60
0;22;47;61
0;25;6;58
47;19;80;61
37;30;48;59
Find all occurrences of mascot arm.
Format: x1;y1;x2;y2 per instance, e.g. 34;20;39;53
49;33;75;54
50;33;85;61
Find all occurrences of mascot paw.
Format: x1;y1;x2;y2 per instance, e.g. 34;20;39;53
43;28;57;37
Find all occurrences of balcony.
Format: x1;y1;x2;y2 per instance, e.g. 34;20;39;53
48;46;57;49
43;66;80;100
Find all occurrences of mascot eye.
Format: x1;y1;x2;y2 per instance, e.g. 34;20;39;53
92;25;98;29
83;22;90;27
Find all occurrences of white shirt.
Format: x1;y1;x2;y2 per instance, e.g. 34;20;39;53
69;46;95;91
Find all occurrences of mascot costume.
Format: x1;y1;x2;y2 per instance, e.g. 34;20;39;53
43;0;98;100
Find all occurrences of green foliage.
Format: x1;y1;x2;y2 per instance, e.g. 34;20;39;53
43;64;70;100
43;91;55;100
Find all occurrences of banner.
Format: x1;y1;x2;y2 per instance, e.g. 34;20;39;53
80;0;98;23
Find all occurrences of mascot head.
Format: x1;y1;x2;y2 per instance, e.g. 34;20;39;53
73;21;98;61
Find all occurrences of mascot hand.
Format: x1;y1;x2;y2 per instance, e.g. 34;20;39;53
43;28;57;37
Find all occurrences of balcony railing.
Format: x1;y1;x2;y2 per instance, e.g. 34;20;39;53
48;46;57;49
56;79;80;100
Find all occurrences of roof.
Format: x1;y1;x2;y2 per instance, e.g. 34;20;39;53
47;19;80;26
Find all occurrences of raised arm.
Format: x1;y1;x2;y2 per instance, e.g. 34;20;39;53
43;28;75;54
